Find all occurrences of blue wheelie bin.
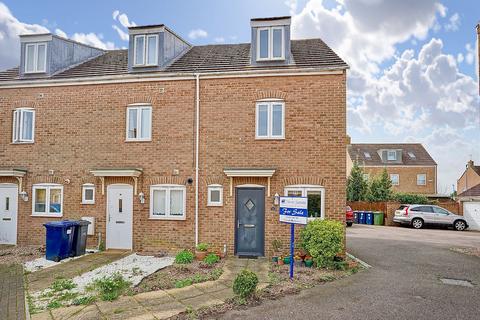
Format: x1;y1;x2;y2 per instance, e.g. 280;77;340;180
365;211;374;225
358;211;366;224
43;221;78;262
353;211;359;224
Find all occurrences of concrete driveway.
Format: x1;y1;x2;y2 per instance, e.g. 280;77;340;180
221;225;480;320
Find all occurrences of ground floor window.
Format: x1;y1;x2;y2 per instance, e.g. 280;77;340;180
284;185;325;219
207;184;223;206
82;183;95;204
32;184;63;217
150;185;186;220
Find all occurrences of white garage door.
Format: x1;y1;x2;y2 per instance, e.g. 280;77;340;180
463;202;480;231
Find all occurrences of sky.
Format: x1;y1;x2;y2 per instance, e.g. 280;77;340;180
0;0;479;193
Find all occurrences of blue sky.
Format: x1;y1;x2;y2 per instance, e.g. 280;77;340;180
0;0;478;192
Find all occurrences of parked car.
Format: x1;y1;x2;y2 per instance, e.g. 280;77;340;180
394;204;468;231
346;206;354;227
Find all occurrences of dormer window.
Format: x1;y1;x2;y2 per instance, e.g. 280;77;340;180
387;150;397;161
25;42;47;73
408;152;416;159
133;34;158;67
257;27;285;61
364;152;371;159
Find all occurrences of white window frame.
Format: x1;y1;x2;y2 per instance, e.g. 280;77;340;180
25;42;47;73
255;100;285;139
390;174;400;185
387;150;397;161
126;104;152;141
133;34;158;67
12;108;35;143
149;184;186;220
284;185;325;220
32;183;63;217
82;183;95;205
363;173;370;181
256;27;285;61
417;174;426;186
207;184;223;206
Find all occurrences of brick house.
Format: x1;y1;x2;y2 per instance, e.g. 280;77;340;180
457;160;480;230
0;17;348;257
347;143;437;195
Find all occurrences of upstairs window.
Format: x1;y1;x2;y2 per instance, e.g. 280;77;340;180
387;150;397;161
32;184;63;217
364;152;371;159
390;174;399;185
134;34;158;66
13;108;35;143
126;105;152;141
256;101;285;139
25;42;47;73
150;185;186;220
257;27;284;61
417;174;426;186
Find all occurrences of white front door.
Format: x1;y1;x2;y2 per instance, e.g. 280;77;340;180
106;184;133;250
463;202;480;231
0;184;18;245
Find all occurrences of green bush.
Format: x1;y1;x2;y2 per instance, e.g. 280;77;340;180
203;253;220;266
87;273;131;301
175;278;193;288
72;295;96;306
300;219;344;268
196;243;209;251
50;278;76;292
175;250;194;264
233;269;258;299
393;193;430;204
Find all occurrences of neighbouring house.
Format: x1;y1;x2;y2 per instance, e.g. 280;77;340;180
0;16;348;257
347;143;437;195
457;160;480;230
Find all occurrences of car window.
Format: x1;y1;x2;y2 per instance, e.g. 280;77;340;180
411;206;433;213
433;207;449;215
398;205;409;210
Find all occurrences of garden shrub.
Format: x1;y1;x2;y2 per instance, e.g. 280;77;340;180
203;253;220;266
393;193;430;204
232;269;258;299
175;250;194;264
88;273;131;301
196;243;209;251
300;219;344;268
50;278;76;291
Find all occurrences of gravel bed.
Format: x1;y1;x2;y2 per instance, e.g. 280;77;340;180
0;245;43;265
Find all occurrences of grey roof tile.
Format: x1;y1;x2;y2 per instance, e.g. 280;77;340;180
348;143;437;166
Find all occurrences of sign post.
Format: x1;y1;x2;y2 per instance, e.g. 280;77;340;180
279;196;308;279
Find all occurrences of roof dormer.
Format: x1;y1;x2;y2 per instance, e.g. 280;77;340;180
250;16;291;65
127;25;190;72
19;33;104;79
378;149;403;164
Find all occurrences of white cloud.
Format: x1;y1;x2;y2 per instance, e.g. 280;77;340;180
456;53;464;63
112;11;134;41
0;2;48;70
188;28;208;40
465;43;475;65
112;24;129;41
70;32;115;50
118;13;135;28
444;12;460;32
112;10;119;21
55;28;67;38
214;37;225;43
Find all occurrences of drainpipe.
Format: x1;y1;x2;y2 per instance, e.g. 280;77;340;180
195;73;200;246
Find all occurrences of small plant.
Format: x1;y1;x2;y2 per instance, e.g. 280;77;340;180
203;253;220;266
72;295;96;306
175;278;193;288
98;239;106;252
50;278;76;292
196;243;209;251
175;250;194;264
233;269;258;299
47;300;62;309
87;273;131;301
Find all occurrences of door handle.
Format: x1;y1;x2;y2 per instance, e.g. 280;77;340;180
108;214;111;223
244;224;255;228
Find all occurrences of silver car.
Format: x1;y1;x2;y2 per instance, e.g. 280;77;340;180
394;204;469;231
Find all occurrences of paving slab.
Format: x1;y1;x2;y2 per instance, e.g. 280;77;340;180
134;291;175;307
150;304;187;320
69;305;103;320
0;263;26;320
96;296;141;315
180;294;224;309
209;288;235;301
31;311;53;320
50;305;85;319
193;280;229;293
167;286;204;300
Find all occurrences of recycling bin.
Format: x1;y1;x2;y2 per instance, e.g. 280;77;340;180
72;220;91;257
43;221;77;262
365;211;374;225
358;211;366;224
354;211;359;224
373;211;384;225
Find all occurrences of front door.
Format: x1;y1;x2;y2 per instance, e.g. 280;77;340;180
235;187;265;256
0;184;18;245
106;184;133;250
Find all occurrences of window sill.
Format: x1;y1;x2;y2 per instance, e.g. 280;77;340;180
207;203;223;207
256;57;285;62
255;137;285;140
81;202;95;205
307;216;324;221
132;64;158;68
24;71;46;74
149;216;186;221
125;139;152;143
31;214;63;218
11;141;34;145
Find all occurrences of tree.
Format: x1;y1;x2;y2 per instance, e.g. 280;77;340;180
347;161;368;201
368;168;393;202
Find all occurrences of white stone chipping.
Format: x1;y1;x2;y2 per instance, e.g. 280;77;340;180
24;250;98;273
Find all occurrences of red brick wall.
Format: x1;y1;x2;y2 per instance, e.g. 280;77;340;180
0;72;347;256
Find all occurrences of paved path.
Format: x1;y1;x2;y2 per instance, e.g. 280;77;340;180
28;250;130;293
31;257;269;319
0;263;26;320
220;225;480;320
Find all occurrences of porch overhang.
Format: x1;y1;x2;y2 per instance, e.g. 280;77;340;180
90;168;143;195
223;168;276;196
0;168;27;193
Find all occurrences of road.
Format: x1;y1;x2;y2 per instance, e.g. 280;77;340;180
220;225;480;320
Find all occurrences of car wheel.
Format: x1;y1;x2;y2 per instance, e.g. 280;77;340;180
346;222;353;227
454;220;466;231
412;218;423;229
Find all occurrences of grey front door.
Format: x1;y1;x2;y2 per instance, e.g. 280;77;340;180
235;187;265;256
